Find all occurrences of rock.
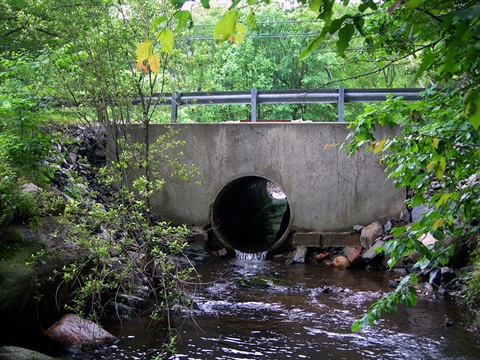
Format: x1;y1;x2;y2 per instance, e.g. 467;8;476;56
362;240;385;262
0;346;53;360
383;220;393;234
400;209;411;222
212;248;227;257
292;245;308;263
388;280;399;288
412;205;432;223
360;222;383;249
45;314;117;350
406;233;438;263
332;255;350;269
344;245;365;268
20;183;42;196
312;252;329;262
419;233;437;246
353;225;364;233
389;268;407;277
467;322;480;342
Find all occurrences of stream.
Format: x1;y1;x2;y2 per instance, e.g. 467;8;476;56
40;256;480;359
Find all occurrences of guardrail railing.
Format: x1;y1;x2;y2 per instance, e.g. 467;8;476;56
133;87;423;123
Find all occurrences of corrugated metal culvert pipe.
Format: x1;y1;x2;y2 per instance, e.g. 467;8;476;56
211;176;291;254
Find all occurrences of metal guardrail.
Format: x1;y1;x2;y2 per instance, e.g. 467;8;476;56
135;87;424;122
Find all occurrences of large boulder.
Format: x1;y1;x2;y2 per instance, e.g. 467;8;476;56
45;314;117;350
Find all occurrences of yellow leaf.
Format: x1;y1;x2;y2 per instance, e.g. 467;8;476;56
373;139;387;153
233;23;247;45
148;54;160;74
432;218;444;231
136;39;152;62
432;137;439;149
434;157;446;179
426;161;434;171
436;193;451;208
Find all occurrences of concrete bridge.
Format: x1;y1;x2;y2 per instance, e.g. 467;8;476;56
125;122;405;254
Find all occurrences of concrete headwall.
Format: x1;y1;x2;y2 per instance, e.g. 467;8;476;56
124;122;405;237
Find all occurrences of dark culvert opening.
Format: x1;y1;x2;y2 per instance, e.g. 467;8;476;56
211;176;291;253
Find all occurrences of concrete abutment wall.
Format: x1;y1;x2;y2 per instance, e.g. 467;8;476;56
121;123;405;253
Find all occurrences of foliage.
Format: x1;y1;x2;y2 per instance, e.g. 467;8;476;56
465;244;480;322
0;52;52;228
329;2;479;331
53;128;197;355
185;0;479;331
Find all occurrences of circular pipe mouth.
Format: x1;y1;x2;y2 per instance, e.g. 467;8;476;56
211;176;291;253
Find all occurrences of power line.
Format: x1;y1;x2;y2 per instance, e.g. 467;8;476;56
192;20;323;27
181;33;322;40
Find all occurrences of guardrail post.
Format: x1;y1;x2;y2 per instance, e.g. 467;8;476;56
338;86;345;122
171;92;180;123
251;88;258;122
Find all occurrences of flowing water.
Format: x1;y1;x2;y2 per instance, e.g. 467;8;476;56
34;256;480;359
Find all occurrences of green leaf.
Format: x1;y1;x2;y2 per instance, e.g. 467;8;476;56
464;96;480;130
353;14;365;36
359;0;378;12
229;0;242;10
415;50;436;80
336;23;355;57
201;0;210;9
156;29;174;53
150;16;168;32
299;32;327;59
174;11;193;31
170;0;186;9
329;15;348;35
407;0;424;10
309;0;322;13
246;9;259;31
431;137;439;149
213;11;238;44
136;39;152;62
456;5;480;21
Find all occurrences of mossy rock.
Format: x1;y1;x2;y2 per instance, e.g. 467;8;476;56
0;219;80;341
0;346;54;360
0;228;41;310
